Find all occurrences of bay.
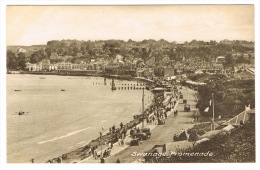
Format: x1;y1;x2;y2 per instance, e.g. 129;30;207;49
7;74;152;163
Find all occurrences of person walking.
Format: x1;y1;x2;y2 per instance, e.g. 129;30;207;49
196;114;199;121
57;156;62;163
91;147;95;158
121;138;125;146
46;159;53;163
195;109;200;121
112;125;115;133
94;149;97;160
87;147;92;156
123;129;127;139
108;141;112;149
111;142;113;149
118;137;122;146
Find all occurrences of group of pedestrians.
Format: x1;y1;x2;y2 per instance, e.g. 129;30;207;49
88;142;112;160
96;84;182;163
144;93;181;126
90;145;98;159
97;122;128;160
118;136;125;146
46;156;63;163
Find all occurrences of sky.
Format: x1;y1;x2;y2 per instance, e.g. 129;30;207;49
6;5;254;46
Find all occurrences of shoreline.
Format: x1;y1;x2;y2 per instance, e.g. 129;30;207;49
46;81;169;163
8;71;155;84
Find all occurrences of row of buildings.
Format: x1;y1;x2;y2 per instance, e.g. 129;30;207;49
26;59;104;72
25;55;231;79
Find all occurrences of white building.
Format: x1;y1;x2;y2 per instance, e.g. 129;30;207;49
17;47;27;53
57;62;72;70
27;63;42;72
216;56;226;63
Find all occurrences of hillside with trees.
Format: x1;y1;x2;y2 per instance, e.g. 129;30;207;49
6;39;254;71
195;76;255;118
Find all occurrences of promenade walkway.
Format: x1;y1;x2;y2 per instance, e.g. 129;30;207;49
79;100;179;163
80;86;197;163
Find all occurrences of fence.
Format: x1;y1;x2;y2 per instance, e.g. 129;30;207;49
221;110;251;126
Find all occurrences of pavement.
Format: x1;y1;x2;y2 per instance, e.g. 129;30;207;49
79;87;197;163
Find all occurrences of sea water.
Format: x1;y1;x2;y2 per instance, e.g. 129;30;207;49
7;74;152;163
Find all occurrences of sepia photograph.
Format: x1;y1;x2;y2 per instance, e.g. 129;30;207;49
0;1;259;169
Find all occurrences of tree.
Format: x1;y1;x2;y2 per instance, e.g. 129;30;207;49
45;46;55;57
189;39;198;44
224;54;235;68
17;52;26;70
73;46;80;55
30;51;44;63
47;40;60;47
236;55;246;63
80;45;87;53
57;48;65;56
39;50;48;58
7;50;17;70
209;40;217;46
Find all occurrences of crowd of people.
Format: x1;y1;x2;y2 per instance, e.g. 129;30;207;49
87;122;128;161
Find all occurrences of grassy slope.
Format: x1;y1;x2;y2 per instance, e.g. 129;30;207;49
153;122;255;163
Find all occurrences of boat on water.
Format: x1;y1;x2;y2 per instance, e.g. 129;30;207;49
61;89;66;91
18;111;25;115
14;90;22;92
39;77;46;79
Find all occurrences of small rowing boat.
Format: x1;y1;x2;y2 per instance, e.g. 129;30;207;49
18;111;25;115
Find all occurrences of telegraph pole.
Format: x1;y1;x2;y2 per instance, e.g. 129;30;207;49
212;93;215;130
99;131;103;159
142;87;145;128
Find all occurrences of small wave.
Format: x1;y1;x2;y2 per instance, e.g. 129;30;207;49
37;127;91;144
